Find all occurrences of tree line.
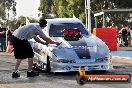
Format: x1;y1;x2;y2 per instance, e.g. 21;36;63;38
0;0;16;21
1;0;132;29
39;0;132;28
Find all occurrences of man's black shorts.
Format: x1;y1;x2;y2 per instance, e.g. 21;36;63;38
11;36;34;59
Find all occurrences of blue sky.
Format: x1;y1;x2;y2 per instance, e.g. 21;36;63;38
15;0;40;19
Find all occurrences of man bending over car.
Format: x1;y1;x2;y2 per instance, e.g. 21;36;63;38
11;19;60;78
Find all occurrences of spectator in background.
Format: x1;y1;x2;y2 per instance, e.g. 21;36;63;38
127;25;131;46
0;24;6;52
117;27;122;46
107;23;118;30
111;23;118;30
110;23;119;38
121;24;129;46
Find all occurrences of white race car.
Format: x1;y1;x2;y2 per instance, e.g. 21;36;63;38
29;18;112;73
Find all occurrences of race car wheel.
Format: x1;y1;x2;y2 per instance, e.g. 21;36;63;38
76;75;87;85
33;63;42;71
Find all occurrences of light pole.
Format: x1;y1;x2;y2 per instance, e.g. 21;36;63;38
85;0;91;32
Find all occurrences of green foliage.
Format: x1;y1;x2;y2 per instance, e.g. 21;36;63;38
27;17;38;23
8;18;17;30
51;0;85;22
90;0;132;27
38;0;52;18
9;16;38;30
18;16;26;25
112;0;132;8
39;0;132;28
0;0;16;20
38;0;46;13
51;0;59;17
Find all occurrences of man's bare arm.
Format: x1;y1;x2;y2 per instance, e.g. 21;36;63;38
40;35;60;45
34;36;46;45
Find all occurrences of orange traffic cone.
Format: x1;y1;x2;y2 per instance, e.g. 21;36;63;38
6;41;13;54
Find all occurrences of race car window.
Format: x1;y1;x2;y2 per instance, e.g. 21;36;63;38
49;23;88;37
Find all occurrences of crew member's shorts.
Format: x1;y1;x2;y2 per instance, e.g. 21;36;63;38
11;36;34;59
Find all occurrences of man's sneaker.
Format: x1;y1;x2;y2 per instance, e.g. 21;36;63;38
27;71;39;77
12;72;20;78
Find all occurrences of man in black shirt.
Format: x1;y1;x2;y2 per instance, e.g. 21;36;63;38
121;24;128;46
0;26;6;52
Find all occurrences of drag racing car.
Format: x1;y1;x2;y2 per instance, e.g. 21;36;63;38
29;18;112;73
